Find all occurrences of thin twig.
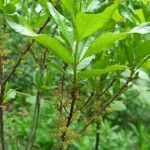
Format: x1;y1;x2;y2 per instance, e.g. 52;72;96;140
26;92;41;150
0;24;6;150
95;121;100;150
30;49;40;66
78;71;135;134
59;63;68;113
26;45;49;149
60;41;79;145
85;91;95;106
86;79;116;108
4;17;50;84
135;55;150;72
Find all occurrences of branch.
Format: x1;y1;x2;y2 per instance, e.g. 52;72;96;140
95;121;100;150
0;27;6;150
60;41;79;144
85;91;95;106
4;17;50;84
85;79;116;108
30;49;40;66
59;63;68;113
26;91;41;150
78;70;135;134
135;55;150;72
100;72;134;114
26;45;49;150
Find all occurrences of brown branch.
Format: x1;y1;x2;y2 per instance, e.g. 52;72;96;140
26;91;41;150
26;47;48;150
0;33;6;150
99;79;116;97
85;79;116;108
78;71;135;134
95;121;100;150
63;106;69;115
100;73;133;114
85;91;95;106
30;49;40;66
4;17;50;84
60;41;79;145
59;63;68;113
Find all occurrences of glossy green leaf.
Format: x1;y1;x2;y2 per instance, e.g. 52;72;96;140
7;20;73;65
86;0;113;13
47;2;74;45
84;22;150;58
84;32;129;58
120;3;136;23
33;14;49;29
35;35;73;65
75;2;119;40
78;65;128;78
135;41;150;61
61;0;76;18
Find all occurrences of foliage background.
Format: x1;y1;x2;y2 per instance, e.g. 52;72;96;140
0;0;150;149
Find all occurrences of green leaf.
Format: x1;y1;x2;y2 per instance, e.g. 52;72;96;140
135;41;150;61
86;0;112;13
87;0;93;5
3;3;16;14
0;0;3;10
75;2;119;40
142;60;150;69
77;56;95;70
35;35;73;65
33;14;49;29
26;96;36;104
10;0;20;5
110;101;126;111
61;0;80;19
84;23;150;58
49;62;68;76
7;20;37;36
4;89;16;103
78;65;128;78
84;32;129;58
47;2;74;45
130;22;150;34
7;20;73;65
61;0;76;18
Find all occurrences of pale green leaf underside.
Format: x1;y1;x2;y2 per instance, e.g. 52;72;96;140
78;65;128;78
110;101;126;111
7;20;73;65
75;2;118;40
130;22;150;34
